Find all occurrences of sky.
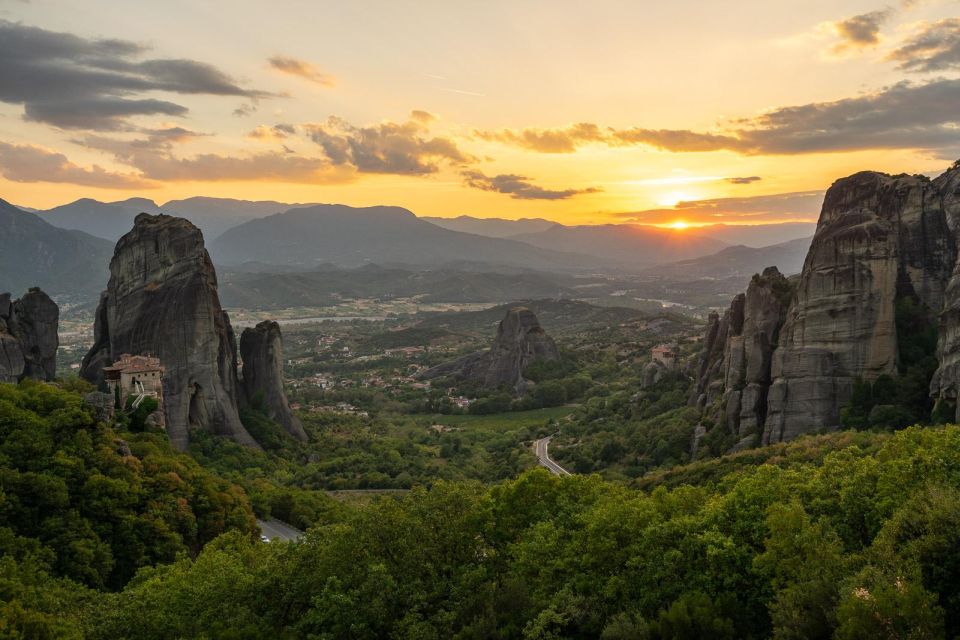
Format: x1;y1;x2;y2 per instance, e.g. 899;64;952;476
0;0;959;227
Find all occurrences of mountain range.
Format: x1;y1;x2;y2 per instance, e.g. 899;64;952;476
208;204;607;271
37;197;319;241
0;199;113;298
4;195;819;304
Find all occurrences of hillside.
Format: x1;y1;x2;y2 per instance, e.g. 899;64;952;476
643;236;811;279
0;199;113;297
209;204;608;270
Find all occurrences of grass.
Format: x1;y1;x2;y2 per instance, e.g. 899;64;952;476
431;405;576;431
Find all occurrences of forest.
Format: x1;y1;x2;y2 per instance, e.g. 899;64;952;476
3;379;959;639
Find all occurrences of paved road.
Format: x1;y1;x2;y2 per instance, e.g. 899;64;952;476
532;437;572;476
257;518;304;542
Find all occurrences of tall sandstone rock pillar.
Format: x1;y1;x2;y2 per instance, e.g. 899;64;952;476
240;321;308;442
0;288;58;383
80;213;258;450
763;171;955;443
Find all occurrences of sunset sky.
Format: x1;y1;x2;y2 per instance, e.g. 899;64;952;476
1;0;959;226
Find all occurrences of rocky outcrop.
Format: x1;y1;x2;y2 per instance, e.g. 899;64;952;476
692;161;960;446
691;268;791;442
421;307;560;393
80;213;258;450
765;170;954;443
0;288;58;383
240;321;307;441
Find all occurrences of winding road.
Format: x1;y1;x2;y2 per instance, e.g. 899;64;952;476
257;518;304;542
532;437;572;476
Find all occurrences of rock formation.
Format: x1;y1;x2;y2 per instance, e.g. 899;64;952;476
240;321;307;441
0;288;58;383
80;213;258;450
421;307;560;393
693;160;960;446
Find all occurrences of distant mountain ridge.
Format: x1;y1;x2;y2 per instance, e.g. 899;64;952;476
510;223;729;267
643;236;812;279
209;204;609;271
0;199;113;298
422;215;557;237
37;196;319;241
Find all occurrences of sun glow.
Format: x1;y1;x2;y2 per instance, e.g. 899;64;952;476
667;220;690;230
657;191;694;207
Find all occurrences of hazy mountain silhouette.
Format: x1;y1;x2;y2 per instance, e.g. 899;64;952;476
38;196;317;242
0;199;113;297
209;204;606;270
643;236;812;279
422;215;557;238
510;224;728;267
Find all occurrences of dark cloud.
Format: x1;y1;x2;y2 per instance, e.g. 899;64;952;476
476;79;960;156
609;128;746;152
461;170;601;200
614;191;824;224
734;79;960;154
268;56;334;86
475;123;605;153
726;176;762;184
0;140;155;188
832;10;891;51
0;20;272;130
305;113;472;175
889;18;960;72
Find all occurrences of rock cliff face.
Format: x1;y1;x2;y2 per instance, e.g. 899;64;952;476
0;288;58;383
693;161;960;446
422;307;560;393
240;321;307;442
691;268;791;444
80;213;258;450
765;170;954;443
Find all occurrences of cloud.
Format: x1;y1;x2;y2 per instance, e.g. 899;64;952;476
725;176;762;184
76;131;352;183
888;18;960;71
268;56;334;86
0;141;155;188
614;191;825;224
475;123;605;153
476;78;960;156
247;123;296;141
305;112;473;175
461;170;601;200
831;10;892;51
0;19;272;130
609;128;746;152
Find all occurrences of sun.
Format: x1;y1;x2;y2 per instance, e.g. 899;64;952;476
667;220;690;230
